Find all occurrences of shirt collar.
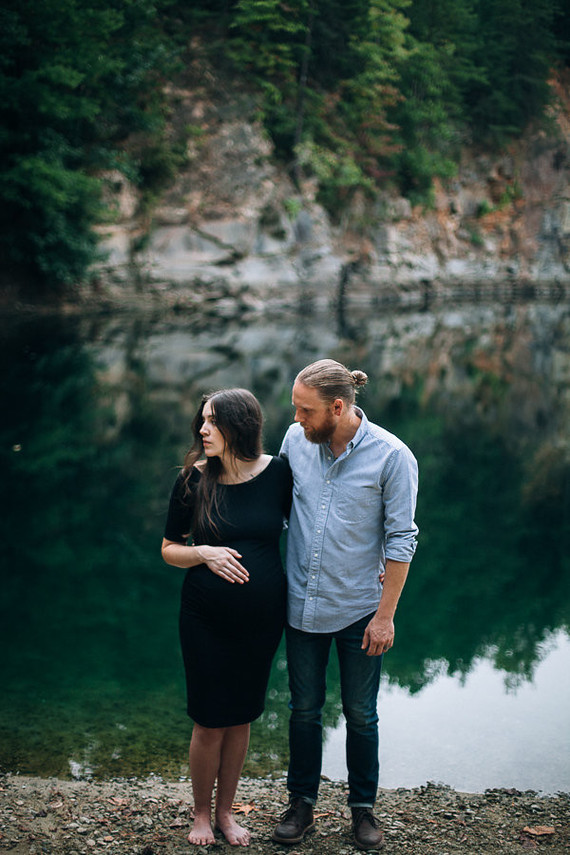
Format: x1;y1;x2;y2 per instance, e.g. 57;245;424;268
324;406;368;456
349;406;368;451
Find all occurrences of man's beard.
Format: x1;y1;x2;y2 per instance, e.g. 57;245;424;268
303;414;335;444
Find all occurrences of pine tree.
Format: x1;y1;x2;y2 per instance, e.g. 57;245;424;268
0;0;175;287
467;0;560;141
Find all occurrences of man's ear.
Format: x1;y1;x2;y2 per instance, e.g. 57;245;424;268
332;398;344;416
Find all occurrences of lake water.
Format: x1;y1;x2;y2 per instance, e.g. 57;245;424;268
323;630;570;794
0;298;569;794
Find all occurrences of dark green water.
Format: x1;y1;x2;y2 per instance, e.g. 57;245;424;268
0;303;569;788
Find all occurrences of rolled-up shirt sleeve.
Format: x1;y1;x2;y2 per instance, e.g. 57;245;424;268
382;445;419;563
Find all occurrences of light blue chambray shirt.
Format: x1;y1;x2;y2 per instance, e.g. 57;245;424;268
280;407;419;633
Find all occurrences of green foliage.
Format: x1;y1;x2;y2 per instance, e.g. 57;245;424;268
0;0;178;288
137;136;189;197
226;0;411;211
333;0;409;162
388;0;479;201
396;145;455;206
476;199;493;218
230;0;310;80
498;180;522;207
227;0;311;152
224;0;566;208
284;197;303;220
1;0;568;287
0;147;102;284
296;139;376;214
465;0;561;144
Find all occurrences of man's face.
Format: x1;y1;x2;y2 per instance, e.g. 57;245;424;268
292;381;336;444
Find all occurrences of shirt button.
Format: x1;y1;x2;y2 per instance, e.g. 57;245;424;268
321;504;325;509
317;529;321;534
326;479;331;484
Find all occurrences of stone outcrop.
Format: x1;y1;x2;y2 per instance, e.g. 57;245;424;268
93;68;570;306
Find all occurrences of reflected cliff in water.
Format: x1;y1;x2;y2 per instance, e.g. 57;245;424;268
0;298;568;782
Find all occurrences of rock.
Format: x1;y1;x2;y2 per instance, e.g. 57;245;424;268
88;65;570;305
1;773;569;855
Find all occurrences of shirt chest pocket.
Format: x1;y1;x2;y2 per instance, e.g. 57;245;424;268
336;487;380;523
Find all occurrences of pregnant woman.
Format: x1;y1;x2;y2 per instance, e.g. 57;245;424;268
161;388;291;846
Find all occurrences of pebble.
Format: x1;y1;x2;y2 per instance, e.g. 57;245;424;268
1;773;569;855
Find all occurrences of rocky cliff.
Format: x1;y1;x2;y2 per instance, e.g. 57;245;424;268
94;65;570;308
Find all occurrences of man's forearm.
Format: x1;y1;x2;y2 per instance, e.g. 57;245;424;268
362;560;410;655
376;559;410;620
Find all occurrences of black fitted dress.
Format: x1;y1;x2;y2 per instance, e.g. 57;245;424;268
164;456;292;728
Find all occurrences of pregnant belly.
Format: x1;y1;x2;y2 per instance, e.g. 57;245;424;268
181;555;286;634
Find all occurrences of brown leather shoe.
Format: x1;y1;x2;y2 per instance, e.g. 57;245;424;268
272;797;315;844
352;807;385;850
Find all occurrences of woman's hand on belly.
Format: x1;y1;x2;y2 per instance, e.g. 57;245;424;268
196;545;249;584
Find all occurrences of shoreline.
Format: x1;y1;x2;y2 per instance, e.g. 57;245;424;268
1;773;568;854
0;275;568;323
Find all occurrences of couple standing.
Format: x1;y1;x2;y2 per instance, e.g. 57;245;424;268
162;359;419;849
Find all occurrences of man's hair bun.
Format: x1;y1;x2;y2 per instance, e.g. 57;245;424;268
351;370;368;387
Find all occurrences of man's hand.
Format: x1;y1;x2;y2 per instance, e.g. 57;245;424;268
361;614;394;656
362;559;410;655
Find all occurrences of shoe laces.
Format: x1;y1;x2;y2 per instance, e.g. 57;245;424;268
279;797;306;821
353;807;380;829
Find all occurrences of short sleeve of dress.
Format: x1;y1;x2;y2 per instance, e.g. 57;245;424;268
163;469;199;543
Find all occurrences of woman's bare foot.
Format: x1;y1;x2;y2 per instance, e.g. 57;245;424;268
215;812;251;846
188;812;216;845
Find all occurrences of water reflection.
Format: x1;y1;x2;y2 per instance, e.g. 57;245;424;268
0;301;568;787
324;630;570;794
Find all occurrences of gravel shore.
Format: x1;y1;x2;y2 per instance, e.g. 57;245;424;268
1;773;568;854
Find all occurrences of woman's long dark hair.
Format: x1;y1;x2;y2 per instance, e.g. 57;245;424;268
182;388;264;536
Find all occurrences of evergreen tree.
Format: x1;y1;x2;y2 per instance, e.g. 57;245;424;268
389;0;483;200
229;0;409;209
467;0;560;142
230;0;309;98
0;0;175;288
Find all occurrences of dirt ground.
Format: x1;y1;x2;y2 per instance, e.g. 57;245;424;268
1;773;568;855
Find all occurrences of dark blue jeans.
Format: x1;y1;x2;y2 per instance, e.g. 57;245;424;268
285;613;383;807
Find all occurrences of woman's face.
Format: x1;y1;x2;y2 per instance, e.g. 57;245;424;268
199;400;227;459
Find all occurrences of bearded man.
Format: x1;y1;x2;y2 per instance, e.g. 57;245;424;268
273;359;419;850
